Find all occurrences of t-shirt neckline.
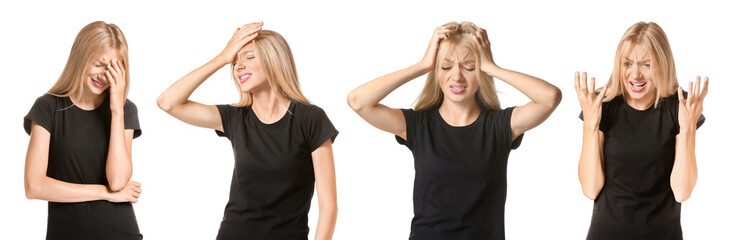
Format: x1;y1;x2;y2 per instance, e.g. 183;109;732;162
65;94;109;113
249;100;295;128
435;107;484;129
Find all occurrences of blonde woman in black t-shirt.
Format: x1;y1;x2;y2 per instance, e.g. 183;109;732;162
23;21;143;239
575;22;708;239
158;22;338;240
348;21;561;239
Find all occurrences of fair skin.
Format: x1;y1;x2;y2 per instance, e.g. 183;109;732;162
157;22;337;240
575;45;709;202
347;26;561;142
25;48;141;203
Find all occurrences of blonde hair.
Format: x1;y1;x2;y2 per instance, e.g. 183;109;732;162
231;30;309;107
49;21;130;100
603;21;678;108
414;21;500;111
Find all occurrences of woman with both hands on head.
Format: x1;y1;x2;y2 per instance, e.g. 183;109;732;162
348;21;562;239
575;21;708;240
23;21;143;239
157;22;338;240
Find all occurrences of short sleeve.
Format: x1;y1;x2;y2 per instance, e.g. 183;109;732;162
124;100;142;139
494;107;523;150
305;105;339;152
24;94;56;135
395;108;417;150
215;104;234;138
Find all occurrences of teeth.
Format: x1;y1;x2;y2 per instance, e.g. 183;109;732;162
451;86;465;89
631;82;645;86
240;74;251;80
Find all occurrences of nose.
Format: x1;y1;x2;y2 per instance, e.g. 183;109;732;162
630;64;642;80
450;67;463;82
234;62;246;71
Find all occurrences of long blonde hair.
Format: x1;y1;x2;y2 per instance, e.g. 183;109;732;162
231;30;309;107
49;21;130;100
414;21;500;111
604;21;678;108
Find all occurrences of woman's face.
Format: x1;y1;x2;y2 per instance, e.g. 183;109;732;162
437;44;479;106
85;48;118;95
623;45;657;105
233;43;268;93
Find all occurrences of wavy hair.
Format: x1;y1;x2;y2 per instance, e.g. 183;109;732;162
414;21;500;111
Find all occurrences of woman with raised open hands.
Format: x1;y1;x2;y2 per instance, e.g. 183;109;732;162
575;21;708;240
23;21;143;239
347;21;561;239
157;22;338;240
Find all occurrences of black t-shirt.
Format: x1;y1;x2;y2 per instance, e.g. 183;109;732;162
214;101;338;240
396;107;523;240
580;94;704;240
24;94;142;240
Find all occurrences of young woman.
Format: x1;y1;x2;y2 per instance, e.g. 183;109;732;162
23;21;143;239
348;21;561;239
576;22;708;239
157;22;338;240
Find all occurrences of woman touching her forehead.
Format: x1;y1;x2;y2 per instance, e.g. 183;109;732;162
576;21;708;240
158;22;338;240
23;21;143;239
348;21;561;239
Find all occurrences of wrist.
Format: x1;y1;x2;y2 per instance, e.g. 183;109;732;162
211;54;230;68
583;122;600;132
678;124;696;136
412;62;432;75
99;186;111;201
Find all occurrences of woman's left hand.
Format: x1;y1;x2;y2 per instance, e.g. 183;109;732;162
471;27;498;75
678;76;709;130
106;59;126;113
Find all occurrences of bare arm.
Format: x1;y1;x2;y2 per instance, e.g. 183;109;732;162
312;140;337;240
105;59;134;191
157;22;262;132
347;27;449;140
671;77;708;202
575;72;608;200
25;123;141;203
471;28;561;140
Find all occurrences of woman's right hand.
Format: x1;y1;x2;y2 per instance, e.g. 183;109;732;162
216;22;263;65
106;180;142;203
418;26;450;73
574;72;607;129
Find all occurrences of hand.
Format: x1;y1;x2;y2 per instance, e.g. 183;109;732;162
106;180;142;203
418;26;450;73
574;72;607;129
216;22;263;65
471;27;497;74
106;59;126;113
678;76;709;131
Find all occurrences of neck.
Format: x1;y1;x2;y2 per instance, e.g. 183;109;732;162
251;87;291;124
438;98;481;126
70;90;106;110
624;93;655;110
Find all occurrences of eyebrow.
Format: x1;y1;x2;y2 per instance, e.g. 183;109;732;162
624;57;651;62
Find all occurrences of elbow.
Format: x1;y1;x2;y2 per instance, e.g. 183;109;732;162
156;94;172;112
671;187;693;203
546;86;563;109
582;189;600;200
346;91;362;112
108;180;126;192
25;180;40;200
580;181;602;200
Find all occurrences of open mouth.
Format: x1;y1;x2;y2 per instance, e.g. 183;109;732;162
238;73;251;83
449;84;466;94
91;79;107;88
629;81;646;92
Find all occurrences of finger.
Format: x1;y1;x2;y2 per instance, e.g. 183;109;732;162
132;192;140;198
687;81;694;104
574;72;581;96
105;70;115;86
700;77;709;99
694;76;701;96
131;198;138;203
131;181;141;187
589;77;597;95
580;72;588;95
239;32;259;45
132;186;142;193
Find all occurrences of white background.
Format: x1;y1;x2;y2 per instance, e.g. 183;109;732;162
1;0;732;239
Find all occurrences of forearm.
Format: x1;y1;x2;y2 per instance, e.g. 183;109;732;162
25;176;109;203
671;127;697;202
347;63;427;112
578;125;604;199
486;64;561;109
106;112;131;191
157;56;227;111
314;202;337;240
